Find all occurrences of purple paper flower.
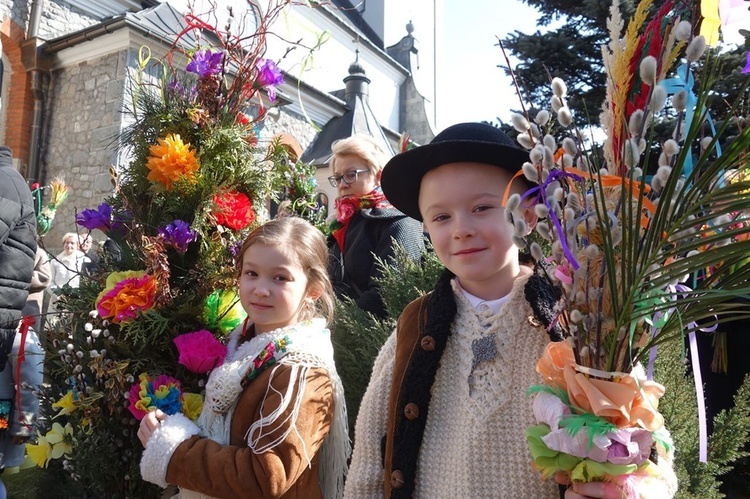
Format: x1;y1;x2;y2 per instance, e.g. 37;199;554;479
186;49;223;78
77;203;113;232
166;79;197;101
606;428;653;466
158;219;198;254
743;51;750;74
255;59;284;101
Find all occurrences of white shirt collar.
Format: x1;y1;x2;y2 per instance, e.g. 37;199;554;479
456;280;511;315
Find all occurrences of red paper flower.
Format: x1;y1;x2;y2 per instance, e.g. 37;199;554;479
173;330;228;374
212;189;256;230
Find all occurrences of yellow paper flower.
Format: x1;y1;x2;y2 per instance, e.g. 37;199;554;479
146;133;199;190
25;433;52;468
52;390;78;418
182;392;204;421
46;422;74;460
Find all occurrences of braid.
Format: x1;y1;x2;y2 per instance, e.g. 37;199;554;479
391;267;457;498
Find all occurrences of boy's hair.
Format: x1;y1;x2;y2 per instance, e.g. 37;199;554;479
330;135;390;178
235;217;335;325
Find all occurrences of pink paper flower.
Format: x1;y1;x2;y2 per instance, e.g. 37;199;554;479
173;330;227;374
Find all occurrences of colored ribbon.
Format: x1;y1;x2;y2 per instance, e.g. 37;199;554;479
659;64;722;181
643;284;717;462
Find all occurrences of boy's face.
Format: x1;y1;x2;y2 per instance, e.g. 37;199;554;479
419;162;524;300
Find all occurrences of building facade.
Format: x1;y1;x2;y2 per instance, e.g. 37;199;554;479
0;0;437;248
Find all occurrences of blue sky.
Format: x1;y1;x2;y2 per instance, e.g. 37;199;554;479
436;0;544;130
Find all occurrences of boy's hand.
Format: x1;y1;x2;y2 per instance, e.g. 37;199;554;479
137;409;167;447
556;472;629;499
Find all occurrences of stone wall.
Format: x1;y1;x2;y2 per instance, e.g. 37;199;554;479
38;0;99;40
42;49;128;251
0;0;98;41
0;0;29;32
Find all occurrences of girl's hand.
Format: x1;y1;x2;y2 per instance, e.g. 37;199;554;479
137;409;167;447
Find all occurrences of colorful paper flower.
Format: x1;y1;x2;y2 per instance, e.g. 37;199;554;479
159;219;198;254
146;134;200;190
173;329;227;374
212;189;255;230
25;433;52;468
186;49;223;78
127;373;183;420
182;393;204;421
76;202;113;232
96;271;157;323
255;58;284;101
203;289;247;335
46;422;74;461
51;390;79;418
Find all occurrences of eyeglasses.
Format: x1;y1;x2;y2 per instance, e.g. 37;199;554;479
328;169;370;187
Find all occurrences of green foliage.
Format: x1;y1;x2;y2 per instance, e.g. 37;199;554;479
655;336;750;498
503;0;749;129
331;242;442;431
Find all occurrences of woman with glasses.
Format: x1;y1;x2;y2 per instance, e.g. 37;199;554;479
326;135;424;318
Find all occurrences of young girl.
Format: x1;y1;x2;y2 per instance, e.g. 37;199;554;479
138;217;350;499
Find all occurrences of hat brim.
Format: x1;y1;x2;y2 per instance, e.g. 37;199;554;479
381;140;531;221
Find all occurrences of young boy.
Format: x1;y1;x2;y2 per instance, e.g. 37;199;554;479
343;123;676;499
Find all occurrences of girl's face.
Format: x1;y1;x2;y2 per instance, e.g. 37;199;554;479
332;154;377;199
63;237;77;255
238;242;318;335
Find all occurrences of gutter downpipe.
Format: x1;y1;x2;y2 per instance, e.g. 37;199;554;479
26;0;44;184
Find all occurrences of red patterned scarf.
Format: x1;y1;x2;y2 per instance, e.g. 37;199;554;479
329;186;391;251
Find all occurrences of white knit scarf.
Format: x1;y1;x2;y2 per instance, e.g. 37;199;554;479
177;318;350;499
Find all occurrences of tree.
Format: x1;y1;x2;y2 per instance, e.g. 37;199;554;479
502;0;749;127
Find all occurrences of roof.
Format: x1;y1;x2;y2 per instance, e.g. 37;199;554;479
301;60;395;166
44;2;198;54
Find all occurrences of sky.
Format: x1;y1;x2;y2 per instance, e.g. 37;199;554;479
436;0;545;131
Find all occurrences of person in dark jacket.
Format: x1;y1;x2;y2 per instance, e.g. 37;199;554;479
0;146;37;372
327;136;424;318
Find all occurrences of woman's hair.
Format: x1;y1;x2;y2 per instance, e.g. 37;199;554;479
330;135;391;177
62;232;78;244
235;217;335;324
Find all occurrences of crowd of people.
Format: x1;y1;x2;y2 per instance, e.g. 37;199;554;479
2;124;747;498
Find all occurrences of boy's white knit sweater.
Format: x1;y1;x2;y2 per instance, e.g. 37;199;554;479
345;276;677;498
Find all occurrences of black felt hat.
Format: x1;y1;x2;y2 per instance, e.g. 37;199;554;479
381;122;531;221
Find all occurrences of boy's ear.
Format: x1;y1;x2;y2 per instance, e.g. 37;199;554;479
522;205;538;235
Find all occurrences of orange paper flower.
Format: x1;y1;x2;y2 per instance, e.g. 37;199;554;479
146;134;199;190
536;342;665;431
536;341;576;390
96;271;157;323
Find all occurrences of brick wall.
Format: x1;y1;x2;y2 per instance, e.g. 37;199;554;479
0;18;33;171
